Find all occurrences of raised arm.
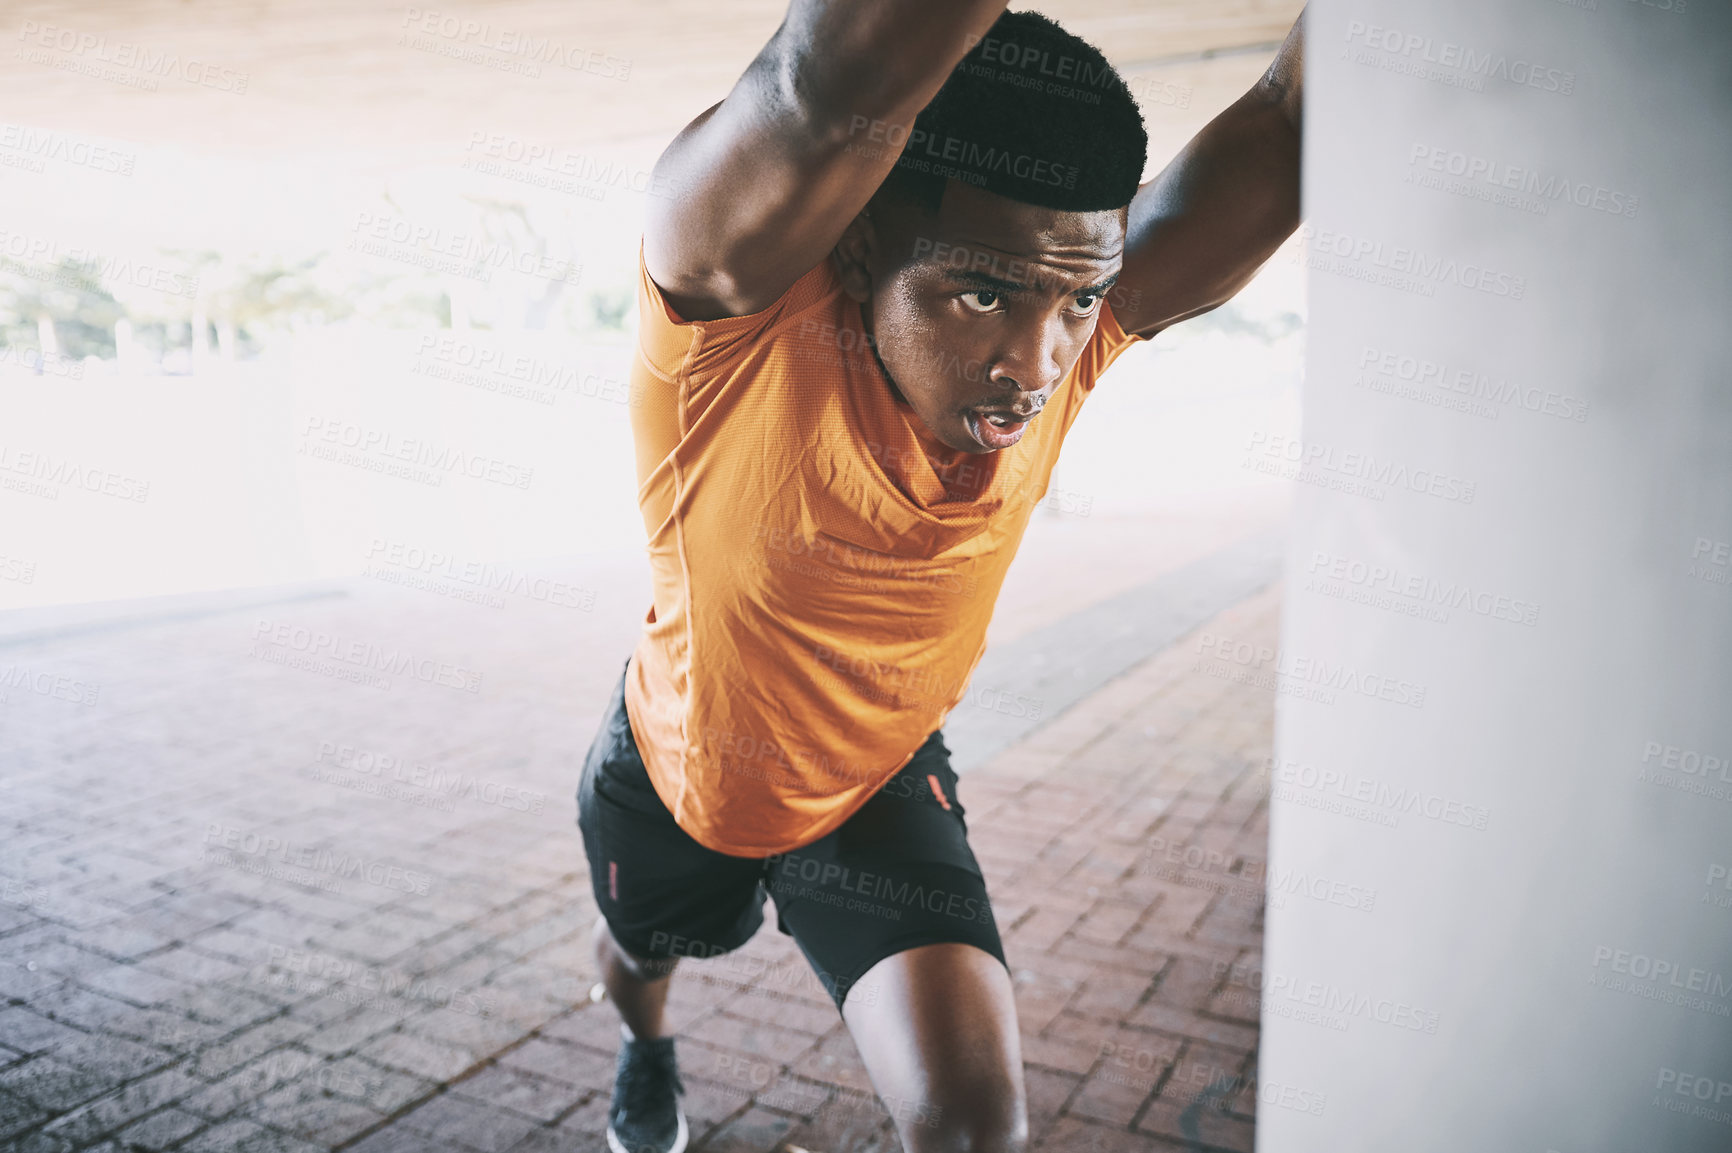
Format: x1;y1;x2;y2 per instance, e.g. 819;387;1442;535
643;0;1008;322
1111;11;1305;338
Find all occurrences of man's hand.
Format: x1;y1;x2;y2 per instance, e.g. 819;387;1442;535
1110;10;1305;338
643;0;1008;323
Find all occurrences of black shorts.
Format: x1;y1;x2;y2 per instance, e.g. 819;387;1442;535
576;662;1006;1012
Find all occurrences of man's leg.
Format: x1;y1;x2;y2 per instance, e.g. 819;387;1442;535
593;916;679;1040
843;942;1027;1153
576;662;768;1152
577;663;767;1029
767;732;1023;1152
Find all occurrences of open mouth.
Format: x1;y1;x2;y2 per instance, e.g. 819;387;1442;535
966;409;1032;450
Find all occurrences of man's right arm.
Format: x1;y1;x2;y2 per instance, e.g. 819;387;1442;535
643;0;1007;323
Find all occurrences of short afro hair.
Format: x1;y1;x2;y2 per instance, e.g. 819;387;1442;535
880;10;1148;214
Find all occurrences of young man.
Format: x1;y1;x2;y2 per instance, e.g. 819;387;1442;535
577;5;1304;1151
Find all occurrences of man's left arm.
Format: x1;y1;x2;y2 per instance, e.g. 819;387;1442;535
1110;11;1304;339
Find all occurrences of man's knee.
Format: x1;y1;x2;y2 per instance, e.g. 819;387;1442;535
593;916;678;981
899;1088;1027;1153
845;943;1027;1150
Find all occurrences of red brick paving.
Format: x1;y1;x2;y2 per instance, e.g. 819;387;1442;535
0;576;1280;1150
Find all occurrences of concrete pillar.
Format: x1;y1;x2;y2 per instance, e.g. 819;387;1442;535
1261;2;1732;1150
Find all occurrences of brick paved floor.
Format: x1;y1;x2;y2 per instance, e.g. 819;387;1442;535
0;572;1279;1152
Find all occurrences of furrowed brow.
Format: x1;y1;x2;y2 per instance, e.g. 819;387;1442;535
942;269;1121;298
942;269;1030;296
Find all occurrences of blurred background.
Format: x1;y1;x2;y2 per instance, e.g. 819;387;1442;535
0;4;1304;1151
0;0;1304;620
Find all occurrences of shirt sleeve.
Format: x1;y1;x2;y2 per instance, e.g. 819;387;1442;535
634;244;841;388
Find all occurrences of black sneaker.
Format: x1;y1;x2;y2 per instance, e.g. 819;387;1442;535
607;1031;688;1153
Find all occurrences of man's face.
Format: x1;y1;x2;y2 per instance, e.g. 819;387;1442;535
836;179;1127;455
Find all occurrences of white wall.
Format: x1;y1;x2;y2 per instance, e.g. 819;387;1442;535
1262;1;1732;1149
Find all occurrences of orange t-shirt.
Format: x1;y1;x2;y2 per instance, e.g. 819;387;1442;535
623;248;1142;856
